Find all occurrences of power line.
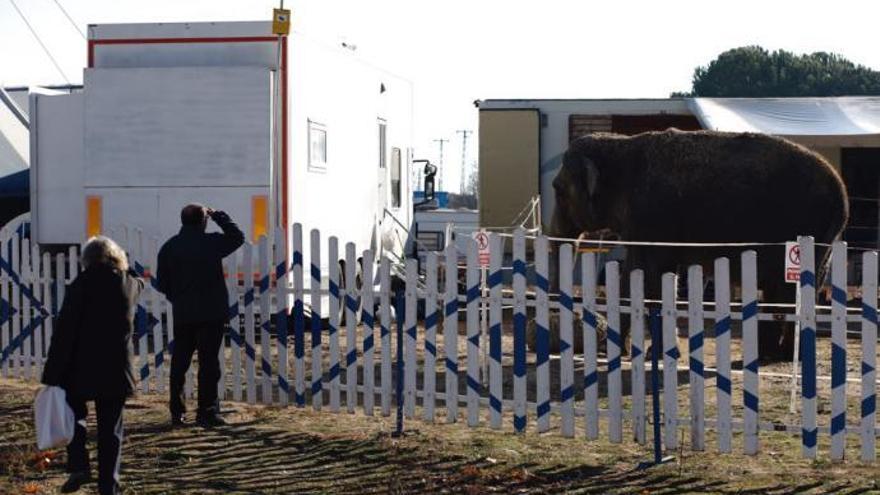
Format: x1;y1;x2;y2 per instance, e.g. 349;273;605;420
51;0;86;40
7;0;71;84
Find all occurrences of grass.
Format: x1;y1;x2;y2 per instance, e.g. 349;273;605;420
2;378;880;494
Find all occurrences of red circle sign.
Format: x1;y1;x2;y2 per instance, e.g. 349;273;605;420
788;245;800;265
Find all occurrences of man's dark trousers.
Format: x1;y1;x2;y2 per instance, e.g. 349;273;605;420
66;395;125;495
169;320;225;417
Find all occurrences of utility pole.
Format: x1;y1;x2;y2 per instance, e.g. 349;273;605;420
433;138;449;192
457;130;472;195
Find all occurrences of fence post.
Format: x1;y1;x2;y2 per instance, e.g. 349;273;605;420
226;252;243;402
631;269;647;445
404;258;417;419
489;234;503;430
798;236;817;459
687;265;705;451
274;228;290;407
607;261;622;443
466;239;481;427
310;231;324;410
534;235;550;433
292;225;306;408
362;250;375;416
582;252;599;440
861;251;877;462
328;237;341;412
394;289;404;437
424;252;438;422
259;236;273;405
830;241;847;460
661;272;678;451
379;256;392;416
742;251;759;455
650;308;663;465
344;243;358;412
243;243;257;404
559;244;575;438
444;243;459;423
715;257;732;453
512;228;527;433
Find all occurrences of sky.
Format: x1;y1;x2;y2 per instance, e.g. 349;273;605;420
3;0;880;192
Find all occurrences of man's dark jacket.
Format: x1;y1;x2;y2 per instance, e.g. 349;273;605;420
42;265;145;399
156;211;245;325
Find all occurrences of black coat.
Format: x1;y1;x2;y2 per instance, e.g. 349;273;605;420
42;265;145;399
156;211;244;325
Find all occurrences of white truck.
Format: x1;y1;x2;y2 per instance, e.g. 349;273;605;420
29;21;414;274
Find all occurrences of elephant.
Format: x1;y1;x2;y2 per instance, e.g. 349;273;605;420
550;129;849;361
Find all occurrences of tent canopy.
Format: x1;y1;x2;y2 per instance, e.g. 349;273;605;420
688;97;880;146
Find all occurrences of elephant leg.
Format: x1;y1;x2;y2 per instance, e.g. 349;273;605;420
758;271;796;362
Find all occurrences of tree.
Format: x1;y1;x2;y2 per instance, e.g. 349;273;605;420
677;46;880;97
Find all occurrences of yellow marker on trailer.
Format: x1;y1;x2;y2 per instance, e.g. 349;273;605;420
273;8;291;35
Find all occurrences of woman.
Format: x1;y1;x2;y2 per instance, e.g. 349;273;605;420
42;236;145;495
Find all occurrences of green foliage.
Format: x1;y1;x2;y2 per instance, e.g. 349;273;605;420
681;46;880;97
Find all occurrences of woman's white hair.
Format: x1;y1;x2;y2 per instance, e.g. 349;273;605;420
81;236;129;271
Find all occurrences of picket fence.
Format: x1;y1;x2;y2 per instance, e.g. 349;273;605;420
0;219;878;464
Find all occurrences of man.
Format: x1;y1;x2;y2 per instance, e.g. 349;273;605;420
157;204;244;427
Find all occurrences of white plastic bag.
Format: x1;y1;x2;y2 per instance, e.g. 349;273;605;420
34;386;76;450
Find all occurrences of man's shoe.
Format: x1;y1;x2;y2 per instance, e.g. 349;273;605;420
196;414;227;428
171;414;187;428
61;471;91;493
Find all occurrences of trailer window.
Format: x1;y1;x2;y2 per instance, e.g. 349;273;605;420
378;120;387;169
309;120;327;171
391;147;402;208
416;231;444;252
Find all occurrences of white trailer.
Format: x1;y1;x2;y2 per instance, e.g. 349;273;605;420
29;21;414;272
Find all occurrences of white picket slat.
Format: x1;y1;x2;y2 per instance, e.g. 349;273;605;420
379;256;391;416
259;236;273;404
226;253;243;402
799;236;817;459
345;243;358;412
40;253;52;381
687;265;705;451
559;244;575;438
11;237;20;378
243;243;257;404
274;228;289;407
488;234;503;429
444;243;459;423
861;251;877;462
630;269;647;445
328;237;341;412
148;239;164;396
742;251;759;455
293;225;305;407
404;258;417;419
582;252;599;440
362;250;375;415
512;228;527;433
662;272;678;451
534;236;550;433
21;238;31;380
424;252;438;422
715;257;732;453
830;241;847;460
134;231;148;394
466;239;480;427
606;261;622;443
1;236;10;378
310;230;323;410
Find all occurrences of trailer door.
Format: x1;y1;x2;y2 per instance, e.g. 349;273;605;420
478;109;540;228
30;92;85;244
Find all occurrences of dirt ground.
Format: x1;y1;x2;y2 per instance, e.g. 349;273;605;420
2;378;880;494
